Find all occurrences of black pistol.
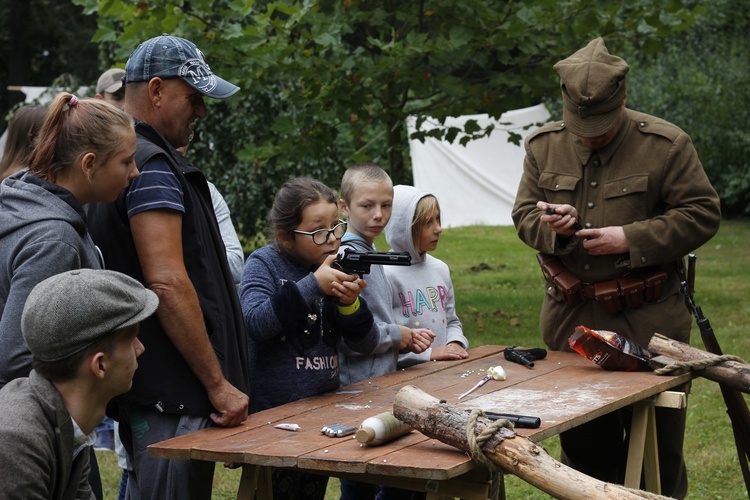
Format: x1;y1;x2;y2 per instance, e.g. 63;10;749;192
504;346;547;368
333;249;411;278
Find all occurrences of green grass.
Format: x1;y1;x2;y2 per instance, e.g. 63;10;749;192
96;220;750;499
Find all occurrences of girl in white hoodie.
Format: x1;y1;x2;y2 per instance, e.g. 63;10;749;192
384;185;468;368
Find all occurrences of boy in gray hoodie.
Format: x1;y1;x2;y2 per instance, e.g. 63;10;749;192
337;165;434;500
337;164;434;386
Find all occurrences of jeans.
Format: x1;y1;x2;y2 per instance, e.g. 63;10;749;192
117;404;214;500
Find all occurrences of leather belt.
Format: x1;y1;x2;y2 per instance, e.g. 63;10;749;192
537;253;669;314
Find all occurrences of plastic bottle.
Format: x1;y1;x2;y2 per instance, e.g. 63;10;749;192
355;411;412;446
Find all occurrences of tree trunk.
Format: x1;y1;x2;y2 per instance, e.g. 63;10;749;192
392;385;667;500
4;1;31;115
385;99;407;185
648;333;750;393
382;0;408;185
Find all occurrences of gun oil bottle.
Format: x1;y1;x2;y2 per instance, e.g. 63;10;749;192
355;411;412;446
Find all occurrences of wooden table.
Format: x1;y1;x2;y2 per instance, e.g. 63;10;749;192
149;346;692;499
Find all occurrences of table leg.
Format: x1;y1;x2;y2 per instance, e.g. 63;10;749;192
641;404;660;493
424;471;504;500
237;464;272;500
425;494;452;500
624;391;686;493
489;471;505;500
625;400;665;495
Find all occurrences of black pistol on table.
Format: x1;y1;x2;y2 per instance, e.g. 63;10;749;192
504;346;547;368
333;249;411;278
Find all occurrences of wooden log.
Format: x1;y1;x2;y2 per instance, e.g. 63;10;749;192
648;333;750;393
393;385;667;500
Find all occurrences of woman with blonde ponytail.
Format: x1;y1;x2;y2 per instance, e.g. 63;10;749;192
0;92;137;498
0;92;137;387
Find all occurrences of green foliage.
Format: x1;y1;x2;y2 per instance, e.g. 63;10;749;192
71;0;704;238
622;0;750;217
0;0;100;130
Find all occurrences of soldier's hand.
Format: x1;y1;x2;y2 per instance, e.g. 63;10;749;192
578;226;629;255
537;201;579;236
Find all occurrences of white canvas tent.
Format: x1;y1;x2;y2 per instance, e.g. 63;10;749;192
8;86;55;104
407;104;551;227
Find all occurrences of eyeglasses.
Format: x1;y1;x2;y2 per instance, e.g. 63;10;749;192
292;220;347;245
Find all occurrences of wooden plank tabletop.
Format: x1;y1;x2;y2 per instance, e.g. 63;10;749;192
149;345;692;481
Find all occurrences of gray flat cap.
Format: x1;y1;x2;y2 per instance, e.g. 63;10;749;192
22;269;158;362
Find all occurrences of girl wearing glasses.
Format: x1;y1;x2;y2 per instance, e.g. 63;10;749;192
239;177;383;500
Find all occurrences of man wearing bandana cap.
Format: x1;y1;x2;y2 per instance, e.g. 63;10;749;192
87;35;248;499
512;37;720;497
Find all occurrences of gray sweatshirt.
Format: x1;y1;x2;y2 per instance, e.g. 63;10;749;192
337;234;403;386
384;185;468;368
0;171;101;388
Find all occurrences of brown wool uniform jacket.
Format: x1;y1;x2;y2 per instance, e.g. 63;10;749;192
512;108;721;351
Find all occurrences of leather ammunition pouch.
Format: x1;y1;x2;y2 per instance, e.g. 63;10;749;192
617;275;645;309
593;279;622;314
643;270;668;302
537;253;669;314
536;253;582;305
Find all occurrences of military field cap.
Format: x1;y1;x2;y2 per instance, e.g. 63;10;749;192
125;34;240;99
96;68;126;94
554;37;629;138
22;269;159;363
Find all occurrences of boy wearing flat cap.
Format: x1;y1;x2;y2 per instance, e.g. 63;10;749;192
513;37;720;497
0;269;157;500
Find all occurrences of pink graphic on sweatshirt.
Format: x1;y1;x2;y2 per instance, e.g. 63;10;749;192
398;286;448;317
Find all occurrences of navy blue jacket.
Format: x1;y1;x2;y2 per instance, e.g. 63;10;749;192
240;245;377;413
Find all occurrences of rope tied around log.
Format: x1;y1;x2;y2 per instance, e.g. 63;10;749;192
466;409;670;499
465;409;514;471
653;353;747;375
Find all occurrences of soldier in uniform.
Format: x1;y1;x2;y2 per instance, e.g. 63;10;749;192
512;37;721;498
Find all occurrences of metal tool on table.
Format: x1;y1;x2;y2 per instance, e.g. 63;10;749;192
458;345;548;399
458;374;491;400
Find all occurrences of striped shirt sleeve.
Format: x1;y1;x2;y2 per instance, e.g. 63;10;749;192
126;157;185;218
